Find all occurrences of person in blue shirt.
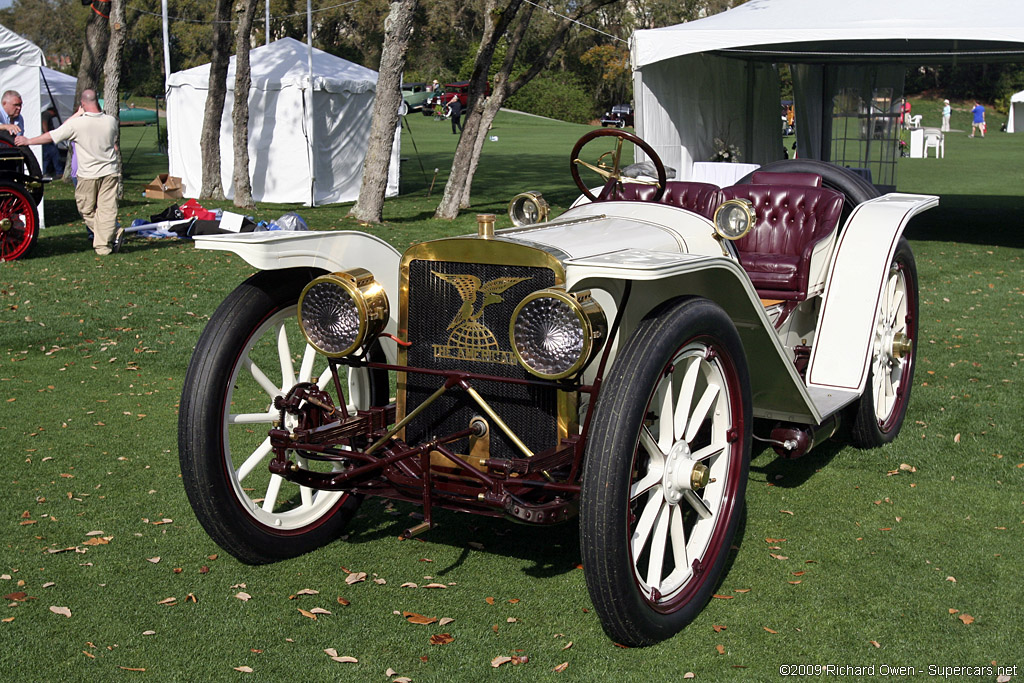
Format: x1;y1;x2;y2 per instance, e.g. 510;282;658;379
0;90;25;135
970;102;985;138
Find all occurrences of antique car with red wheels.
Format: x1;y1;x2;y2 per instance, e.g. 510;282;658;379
179;128;935;647
0;131;44;261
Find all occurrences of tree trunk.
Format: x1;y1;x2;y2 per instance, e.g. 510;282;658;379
63;6;109;182
200;0;234;200
102;0;127;199
454;0;619;211
433;0;523;220
232;0;259;209
349;0;418;224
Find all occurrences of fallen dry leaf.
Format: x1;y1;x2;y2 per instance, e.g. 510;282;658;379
329;656;358;663
423;583;447;589
49;605;72;618
946;576;957;583
345;572;366;585
310;608;331;615
948;608;959;614
713;594;734;599
764;627;778;634
485;596;495;605
491;656;513;668
296;588;319;596
683;674;695;679
337;597;350;606
82;536;111;546
401;582;418;588
235;592;252;602
298;608;317;620
438;617;454;626
780;510;794;515
561;641;573;650
430;633;454;645
870;640;881;648
118;667;146;672
713;624;727;633
716;644;726;654
233;665;253;673
158;597;176;605
958;614;975;625
769;553;789;560
403;611;438;625
146;557;160;564
552;662;569;673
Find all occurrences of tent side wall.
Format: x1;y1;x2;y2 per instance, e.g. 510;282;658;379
635;54;782;179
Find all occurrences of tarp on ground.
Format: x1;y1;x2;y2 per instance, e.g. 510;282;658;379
631;0;1024;179
167;37;399;205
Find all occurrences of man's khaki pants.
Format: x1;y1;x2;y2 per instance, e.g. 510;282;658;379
75;175;120;255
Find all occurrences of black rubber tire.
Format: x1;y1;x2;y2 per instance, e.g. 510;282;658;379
0;181;39;261
178;268;389;564
580;297;752;647
849;238;918;447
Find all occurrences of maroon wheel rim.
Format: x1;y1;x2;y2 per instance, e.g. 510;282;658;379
625;334;746;613
0;187;37;261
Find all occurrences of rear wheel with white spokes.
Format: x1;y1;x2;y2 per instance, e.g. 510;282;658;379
850;238;917;447
580;297;751;647
179;268;389;563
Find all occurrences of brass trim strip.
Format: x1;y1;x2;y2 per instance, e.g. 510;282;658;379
464;385;534;458
366;383;448;454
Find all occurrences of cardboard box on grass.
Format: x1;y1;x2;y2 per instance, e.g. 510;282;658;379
144;174;183;200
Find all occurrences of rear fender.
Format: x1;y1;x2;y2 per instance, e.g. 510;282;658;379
807;193;938;395
567;250;821;424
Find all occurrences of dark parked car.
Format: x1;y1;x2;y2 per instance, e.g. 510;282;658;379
601;104;634;128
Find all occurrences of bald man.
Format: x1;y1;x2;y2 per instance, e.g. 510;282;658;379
17;89;122;255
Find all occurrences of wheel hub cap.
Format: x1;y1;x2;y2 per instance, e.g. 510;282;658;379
662;441;708;505
0;218;10;232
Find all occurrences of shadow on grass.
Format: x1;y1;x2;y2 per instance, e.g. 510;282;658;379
749;437;845;489
344;502;582;579
905;194;1024;249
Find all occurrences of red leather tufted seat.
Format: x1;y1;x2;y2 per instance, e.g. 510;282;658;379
750;171;822;187
602;181;723;219
720;184;844;301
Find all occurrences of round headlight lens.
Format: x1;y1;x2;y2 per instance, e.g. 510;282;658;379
713;198;755;240
510;288;606;379
298;269;389;357
508;191;550;227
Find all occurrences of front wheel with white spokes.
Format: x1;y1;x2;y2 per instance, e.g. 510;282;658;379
849;238;918;447
178;268;389;564
580;297;751;647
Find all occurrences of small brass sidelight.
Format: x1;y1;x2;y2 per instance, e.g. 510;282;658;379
476;213;496;238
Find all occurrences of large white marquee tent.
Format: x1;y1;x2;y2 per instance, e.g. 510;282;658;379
0;25;44;151
167;38;399;206
1008;90;1024;134
631;0;1024;183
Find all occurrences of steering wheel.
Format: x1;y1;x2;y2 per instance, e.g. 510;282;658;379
570;129;667;203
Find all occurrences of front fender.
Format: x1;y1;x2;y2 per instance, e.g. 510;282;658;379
567;250;822;424
193;230;403;359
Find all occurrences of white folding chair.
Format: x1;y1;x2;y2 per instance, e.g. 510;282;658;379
922;128;944;158
905;114;923;129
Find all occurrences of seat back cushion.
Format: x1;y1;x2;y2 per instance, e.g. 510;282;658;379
750;171;822;187
604;181;722;219
720;184;844;297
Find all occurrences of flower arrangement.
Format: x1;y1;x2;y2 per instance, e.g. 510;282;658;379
710;138;741;162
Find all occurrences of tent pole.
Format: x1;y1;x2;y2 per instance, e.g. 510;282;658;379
161;0;171;92
306;0;315;207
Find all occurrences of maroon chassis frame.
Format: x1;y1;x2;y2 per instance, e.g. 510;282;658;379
265;359;598;538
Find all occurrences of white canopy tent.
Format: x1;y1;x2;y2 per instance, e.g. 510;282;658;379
39;67;77;123
1008;90;1024;133
0;24;45;226
631;0;1024;184
167;38;399;205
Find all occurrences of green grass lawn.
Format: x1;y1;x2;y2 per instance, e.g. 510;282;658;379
1;107;1021;681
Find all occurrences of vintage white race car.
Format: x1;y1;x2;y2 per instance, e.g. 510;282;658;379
178;129;936;646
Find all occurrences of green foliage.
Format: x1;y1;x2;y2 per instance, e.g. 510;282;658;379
506;72;596;123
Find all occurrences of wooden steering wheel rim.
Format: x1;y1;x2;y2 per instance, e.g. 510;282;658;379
570;129;667;203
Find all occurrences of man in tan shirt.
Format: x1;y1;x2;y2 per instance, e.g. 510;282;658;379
16;89;121;255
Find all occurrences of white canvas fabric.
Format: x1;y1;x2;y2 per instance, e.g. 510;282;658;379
0;23;46;225
1008;90;1024;133
39;67;77;122
167;38;399;205
630;0;1024;178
